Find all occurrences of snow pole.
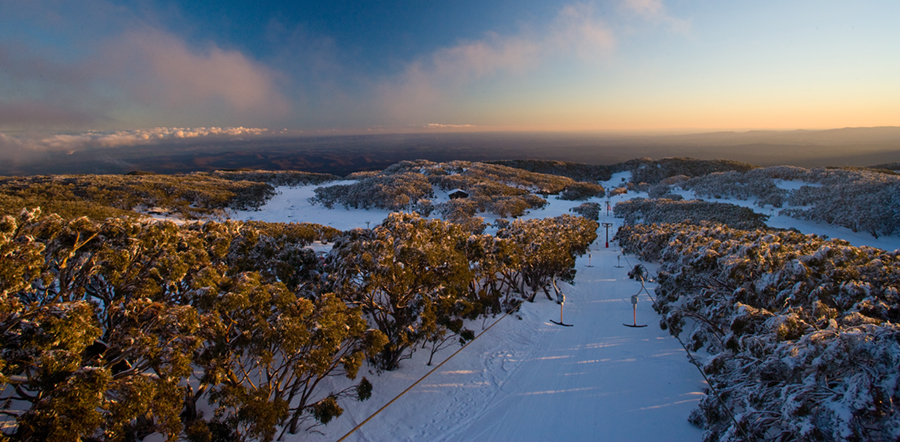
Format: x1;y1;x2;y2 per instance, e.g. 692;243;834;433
550;300;573;327
549;278;573;327
623;294;647;328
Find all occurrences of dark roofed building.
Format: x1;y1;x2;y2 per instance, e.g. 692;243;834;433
449;189;469;199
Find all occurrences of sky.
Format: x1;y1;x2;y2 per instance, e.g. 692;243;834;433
1;0;899;137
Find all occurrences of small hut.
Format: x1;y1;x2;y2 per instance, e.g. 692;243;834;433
448;189;469;200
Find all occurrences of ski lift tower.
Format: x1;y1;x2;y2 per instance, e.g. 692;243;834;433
601;222;613;248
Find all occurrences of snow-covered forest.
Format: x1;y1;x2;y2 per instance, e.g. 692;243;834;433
0;158;898;441
675;166;900;237
617;222;900;441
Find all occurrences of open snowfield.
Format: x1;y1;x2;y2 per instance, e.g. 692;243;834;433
227;173;899;441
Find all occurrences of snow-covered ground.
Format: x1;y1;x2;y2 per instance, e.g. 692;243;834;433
226;174;899;441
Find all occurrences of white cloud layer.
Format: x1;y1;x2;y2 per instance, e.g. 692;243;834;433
0;127;270;164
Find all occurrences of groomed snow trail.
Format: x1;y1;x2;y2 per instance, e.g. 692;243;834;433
318;238;706;442
438;247;705;442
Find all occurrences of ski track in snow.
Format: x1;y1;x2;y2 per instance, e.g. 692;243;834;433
225;174;899;441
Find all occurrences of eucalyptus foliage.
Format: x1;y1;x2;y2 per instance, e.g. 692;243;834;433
0;209;377;441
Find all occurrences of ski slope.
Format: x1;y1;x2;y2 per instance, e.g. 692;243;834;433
300;238;706;442
227;174;899;441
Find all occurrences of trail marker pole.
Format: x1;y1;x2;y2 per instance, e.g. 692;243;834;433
623;294;648;328
550;300;573;327
549;279;573;327
601;222;613;248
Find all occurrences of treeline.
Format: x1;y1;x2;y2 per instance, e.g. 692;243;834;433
486;160;612;182
869;162;900;172
310;160;605;220
490;158;756;186
208;170;339;187
616;157;757;185
0;209;596;440
0;171;341;221
0;157;771;225
677;166;900;237
616;222;900;442
614;198;769;230
309;172;434;211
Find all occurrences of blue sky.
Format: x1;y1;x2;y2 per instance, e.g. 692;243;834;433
1;0;898;134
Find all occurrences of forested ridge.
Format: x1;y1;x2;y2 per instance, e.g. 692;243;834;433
0;171;336;221
308;160;605;222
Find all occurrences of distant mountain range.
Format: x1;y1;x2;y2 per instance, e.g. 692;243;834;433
3;126;898;176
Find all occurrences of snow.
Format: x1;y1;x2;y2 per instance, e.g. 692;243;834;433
222;172;898;441
229;181;395;231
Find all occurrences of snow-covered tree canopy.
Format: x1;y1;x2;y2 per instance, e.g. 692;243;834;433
0;209;376;440
614;198;770;230
616;157;756;185
309;160;608;220
569;202;600;221
0;172;327;220
617;222;900;442
675;166;900;237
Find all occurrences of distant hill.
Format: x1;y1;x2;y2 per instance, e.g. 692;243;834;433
870;161;900;171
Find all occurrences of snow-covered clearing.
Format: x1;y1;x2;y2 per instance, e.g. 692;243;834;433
227;175;898;441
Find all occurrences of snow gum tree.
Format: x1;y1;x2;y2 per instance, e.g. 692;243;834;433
459;233;521;313
328;213;476;370
569;202;600;221
190;273;385;441
0;210;202;441
0;208;376;440
498;215;598;302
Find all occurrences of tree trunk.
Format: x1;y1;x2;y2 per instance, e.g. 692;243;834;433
542;284;553;301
